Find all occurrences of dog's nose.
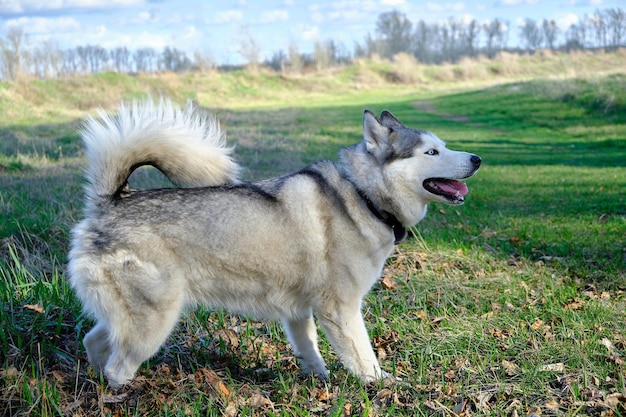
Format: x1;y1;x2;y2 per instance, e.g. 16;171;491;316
471;155;482;167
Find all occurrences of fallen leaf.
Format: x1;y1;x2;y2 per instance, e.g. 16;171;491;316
600;338;616;352
380;274;397;290
314;387;333;401
194;368;230;397
482;311;496;319
544;399;560;411
415;310;428;320
51;370;65;383
24;304;45;314
223;403;238;417
480;228;498;238
605;392;626;408
102;393;128;404
423;400;439;412
531;318;545;331
430;316;445;326
475;391;493;411
213;329;239;349
538;363;565;372
501;359;519;376
563;299;584;310
248;392;274;409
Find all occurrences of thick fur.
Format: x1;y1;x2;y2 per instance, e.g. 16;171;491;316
68;99;481;387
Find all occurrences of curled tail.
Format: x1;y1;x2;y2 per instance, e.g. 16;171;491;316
80;98;240;211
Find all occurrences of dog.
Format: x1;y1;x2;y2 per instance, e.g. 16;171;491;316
68;98;481;387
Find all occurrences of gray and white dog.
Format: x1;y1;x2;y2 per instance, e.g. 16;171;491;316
68;99;481;387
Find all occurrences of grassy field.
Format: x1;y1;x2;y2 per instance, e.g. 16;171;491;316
1;56;625;416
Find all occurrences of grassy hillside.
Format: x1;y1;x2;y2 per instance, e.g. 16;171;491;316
1;53;625;416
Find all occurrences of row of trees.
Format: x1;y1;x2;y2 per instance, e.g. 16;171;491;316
1;7;625;80
0;28;200;80
357;7;626;64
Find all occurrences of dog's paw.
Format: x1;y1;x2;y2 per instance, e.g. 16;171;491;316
361;369;401;385
301;366;329;381
299;357;329;380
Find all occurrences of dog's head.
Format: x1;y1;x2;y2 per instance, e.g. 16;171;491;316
359;109;481;224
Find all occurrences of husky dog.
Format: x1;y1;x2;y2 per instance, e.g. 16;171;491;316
68;99;481;387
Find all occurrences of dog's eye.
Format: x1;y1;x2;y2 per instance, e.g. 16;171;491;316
425;149;439;156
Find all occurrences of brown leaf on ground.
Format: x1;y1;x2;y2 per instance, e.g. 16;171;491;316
563;298;585;310
194;368;230;397
247;391;274;409
23;304;45;314
380;274;397;290
538;363;565;372
502;359;520;376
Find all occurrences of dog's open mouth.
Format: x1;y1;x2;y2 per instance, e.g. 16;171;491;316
423;178;468;204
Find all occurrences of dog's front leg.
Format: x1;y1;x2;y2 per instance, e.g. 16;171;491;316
282;313;329;379
316;302;385;382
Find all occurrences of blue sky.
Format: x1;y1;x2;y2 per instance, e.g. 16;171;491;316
0;0;622;64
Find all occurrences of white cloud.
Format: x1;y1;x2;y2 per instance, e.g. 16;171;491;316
425;2;466;12
497;0;539;5
554;12;579;28
297;24;320;41
381;0;406;5
136;11;155;22
5;16;81;33
0;0;144;14
210;10;243;25
259;9;289;24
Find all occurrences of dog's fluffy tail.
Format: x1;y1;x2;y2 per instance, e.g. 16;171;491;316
80;98;240;210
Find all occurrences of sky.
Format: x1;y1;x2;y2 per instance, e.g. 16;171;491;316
0;0;623;65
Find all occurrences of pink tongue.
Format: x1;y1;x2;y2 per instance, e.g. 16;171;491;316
435;180;468;196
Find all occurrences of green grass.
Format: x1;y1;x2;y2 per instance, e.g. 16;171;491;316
1;68;625;416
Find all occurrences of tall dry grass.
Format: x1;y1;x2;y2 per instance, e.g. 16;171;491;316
369;49;626;86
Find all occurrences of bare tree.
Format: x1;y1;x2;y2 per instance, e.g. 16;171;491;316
134;47;156;72
63;48;79;75
237;27;262;70
439;18;459;61
314;39;341;71
160;47;191;72
76;46;89;74
0;27;27;80
520;19;543;51
288;42;303;73
375;10;413;59
462;19;481;57
483;18;508;58
605;8;626;49
565;17;589;50
591;11;608;48
194;49;216;72
542;19;560;50
413;20;436;63
111;46;131;73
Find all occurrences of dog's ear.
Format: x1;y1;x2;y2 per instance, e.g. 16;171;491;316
380;110;405;130
363;109;392;162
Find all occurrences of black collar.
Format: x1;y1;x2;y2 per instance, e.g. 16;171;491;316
355;188;407;245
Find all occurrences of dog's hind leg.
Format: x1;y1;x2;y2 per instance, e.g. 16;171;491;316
92;261;186;388
282;312;329;379
103;296;184;387
83;322;112;374
315;301;385;382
